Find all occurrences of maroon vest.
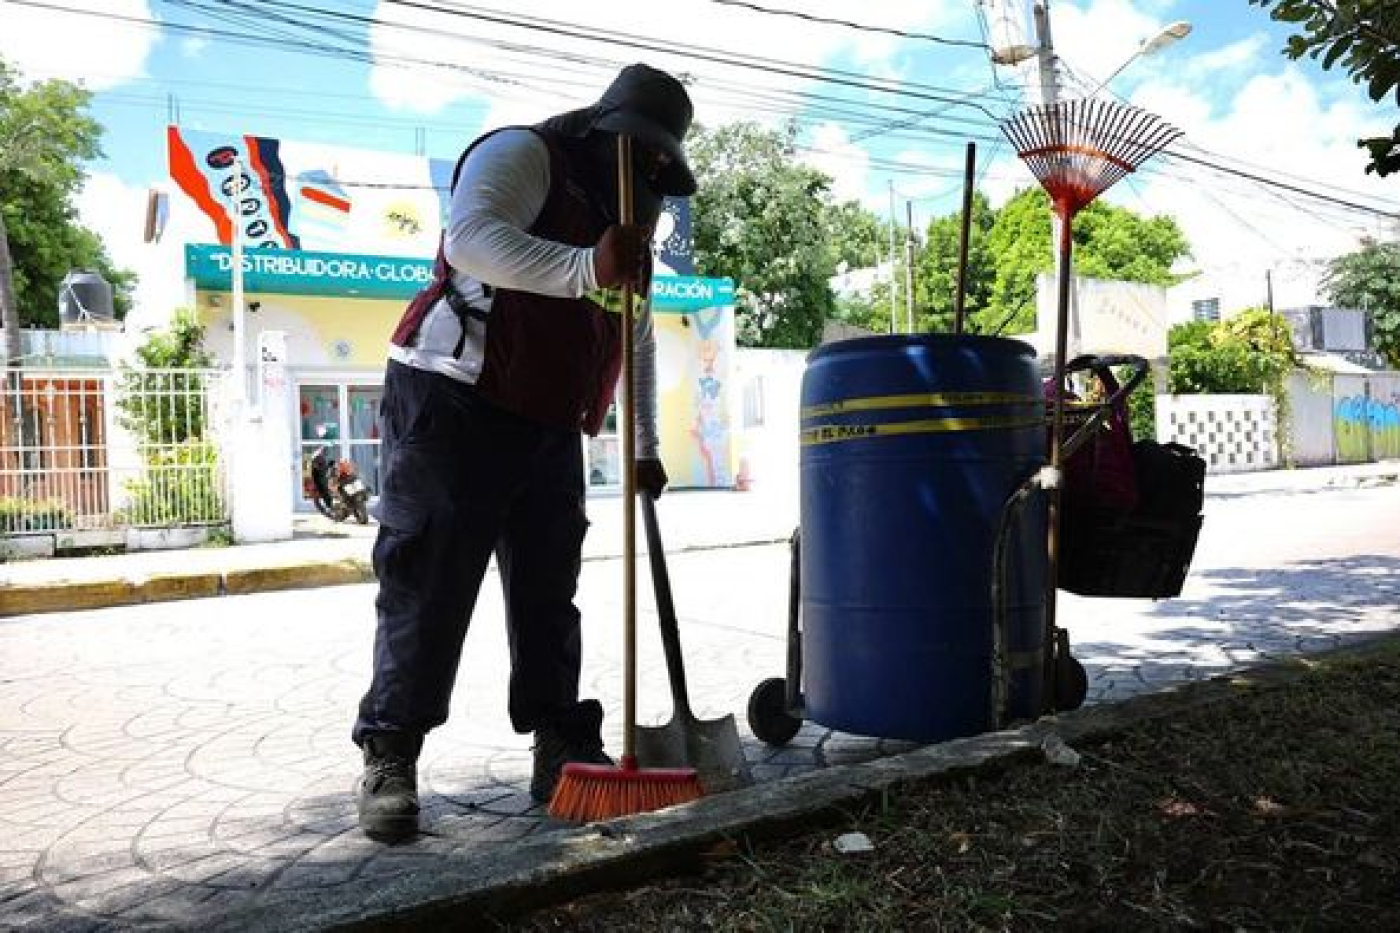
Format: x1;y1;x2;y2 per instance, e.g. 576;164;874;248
389;127;622;436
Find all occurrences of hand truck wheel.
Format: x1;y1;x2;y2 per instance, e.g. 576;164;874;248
747;677;803;746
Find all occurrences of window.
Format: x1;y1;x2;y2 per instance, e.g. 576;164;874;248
1191;298;1220;322
297;383;383;502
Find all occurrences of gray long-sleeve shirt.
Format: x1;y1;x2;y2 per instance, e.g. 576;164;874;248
388;128;659;457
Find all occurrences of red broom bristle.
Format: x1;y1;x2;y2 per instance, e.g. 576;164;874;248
548;757;705;822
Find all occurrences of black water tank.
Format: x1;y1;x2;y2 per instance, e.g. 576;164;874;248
58;269;114;325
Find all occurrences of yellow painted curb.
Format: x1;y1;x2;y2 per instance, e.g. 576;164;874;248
223;560;373;596
0;573;223;617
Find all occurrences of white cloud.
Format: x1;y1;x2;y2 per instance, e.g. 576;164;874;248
0;0;158;90
802;123;871;203
1122;63;1399;277
77;173;201;334
1050;0;1177;95
365;0;954;128
179;36;210;59
1192;35;1268;75
1034;2;1400;304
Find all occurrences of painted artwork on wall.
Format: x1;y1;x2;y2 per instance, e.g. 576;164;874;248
654;302;736;489
168;125;694;272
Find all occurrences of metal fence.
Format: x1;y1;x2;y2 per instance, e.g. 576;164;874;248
0;367;229;536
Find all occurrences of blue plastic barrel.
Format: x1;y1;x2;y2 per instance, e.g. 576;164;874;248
800;334;1047;742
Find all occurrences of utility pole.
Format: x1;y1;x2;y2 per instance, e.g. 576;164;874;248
1032;2;1060;108
1033;1;1066;352
905;200;916;334
887;180;899;334
230;158;247;405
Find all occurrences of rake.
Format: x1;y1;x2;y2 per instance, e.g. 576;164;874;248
1001;98;1180;713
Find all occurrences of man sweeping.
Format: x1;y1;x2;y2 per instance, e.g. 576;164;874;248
352;63;697;842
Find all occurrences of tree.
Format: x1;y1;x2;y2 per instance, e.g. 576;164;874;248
0;57;133;363
981;188;1051;335
913;190;996;333
822;198;893;335
1320;238;1400;365
689;122;839;348
1168;309;1297;395
1247;0;1400;177
943;187;1190;336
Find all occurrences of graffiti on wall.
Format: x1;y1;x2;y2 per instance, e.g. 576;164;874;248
1334;392;1400;462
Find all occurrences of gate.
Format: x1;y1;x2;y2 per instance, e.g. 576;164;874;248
0;367;229;537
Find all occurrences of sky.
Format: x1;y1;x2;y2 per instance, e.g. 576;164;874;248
2;0;1399;322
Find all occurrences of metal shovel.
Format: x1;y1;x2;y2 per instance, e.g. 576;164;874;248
634;492;753;793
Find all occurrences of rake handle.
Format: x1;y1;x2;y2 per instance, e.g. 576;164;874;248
1043;205;1074;714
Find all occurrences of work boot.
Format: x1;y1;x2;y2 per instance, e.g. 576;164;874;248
530;699;613;803
356;731;422;842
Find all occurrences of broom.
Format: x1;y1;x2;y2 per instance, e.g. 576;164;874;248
548;134;704;822
1000;99;1179;713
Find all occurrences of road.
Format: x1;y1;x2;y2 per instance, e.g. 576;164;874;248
1;481;1397;929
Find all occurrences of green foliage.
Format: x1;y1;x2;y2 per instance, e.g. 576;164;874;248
0;496;74;532
121;441;224;526
1168;310;1297;394
689;122;839;348
116;310;214;446
0;57;134;327
983;188;1052;334
1321;239;1400;366
823;198;894;335
938;187;1190;336
115;313;223;524
913;191;996;333
1247;0;1400;177
1126;376;1156;442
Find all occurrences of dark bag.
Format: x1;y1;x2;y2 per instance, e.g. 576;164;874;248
1059;436;1207;600
1131;440;1205;519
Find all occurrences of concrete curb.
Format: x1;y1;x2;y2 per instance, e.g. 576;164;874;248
205;636;1396;932
223;558;374;596
0;559;374;616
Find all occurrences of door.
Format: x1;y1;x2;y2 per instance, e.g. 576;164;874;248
297;381;383;508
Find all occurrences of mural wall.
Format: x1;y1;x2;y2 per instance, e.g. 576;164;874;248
654;307;736;488
1334;374;1400;463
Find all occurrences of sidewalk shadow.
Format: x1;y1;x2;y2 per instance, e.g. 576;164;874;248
1074;553;1400;691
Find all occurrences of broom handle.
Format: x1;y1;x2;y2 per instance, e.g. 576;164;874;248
617;135;638;764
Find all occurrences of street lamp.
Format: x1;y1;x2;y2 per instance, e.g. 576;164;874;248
1089;20;1192;97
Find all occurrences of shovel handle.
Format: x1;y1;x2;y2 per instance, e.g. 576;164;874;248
639;491;695;718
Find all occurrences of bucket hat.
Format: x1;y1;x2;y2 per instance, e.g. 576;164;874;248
588;64;697;197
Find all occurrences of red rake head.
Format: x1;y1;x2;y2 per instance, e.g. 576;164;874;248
1001;98;1180;217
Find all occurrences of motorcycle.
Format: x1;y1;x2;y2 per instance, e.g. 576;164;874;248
309;445;371;525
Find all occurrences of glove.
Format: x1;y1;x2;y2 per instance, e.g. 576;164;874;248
593;224;651;289
636;458;669;500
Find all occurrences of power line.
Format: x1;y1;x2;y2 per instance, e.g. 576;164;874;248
706;0;990;50
8;0;1398;236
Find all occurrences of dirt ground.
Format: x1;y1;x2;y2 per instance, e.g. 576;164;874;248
499;635;1400;931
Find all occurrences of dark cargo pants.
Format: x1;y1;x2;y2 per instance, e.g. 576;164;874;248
352;360;589;745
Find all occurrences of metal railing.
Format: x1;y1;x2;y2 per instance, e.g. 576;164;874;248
0;367;229;535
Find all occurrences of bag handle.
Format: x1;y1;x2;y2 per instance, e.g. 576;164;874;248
1059;354;1148;461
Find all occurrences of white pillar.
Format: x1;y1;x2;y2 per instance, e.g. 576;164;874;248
228;330;293;543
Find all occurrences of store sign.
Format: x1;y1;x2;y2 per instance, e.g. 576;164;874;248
652;276;735;312
185;244;433;298
187;244;735;309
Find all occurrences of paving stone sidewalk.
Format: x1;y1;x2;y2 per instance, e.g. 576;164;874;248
0;463;1396;931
